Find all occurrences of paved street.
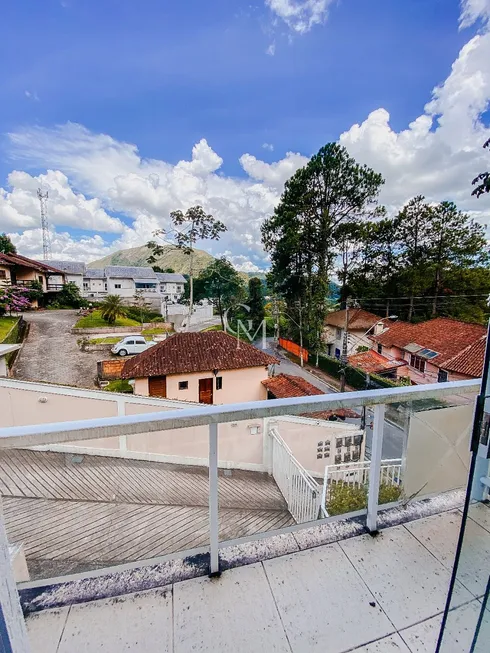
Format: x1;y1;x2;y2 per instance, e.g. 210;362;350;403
14;310;102;388
258;337;405;460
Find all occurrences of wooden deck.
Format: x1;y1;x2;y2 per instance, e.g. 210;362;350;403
1;450;293;580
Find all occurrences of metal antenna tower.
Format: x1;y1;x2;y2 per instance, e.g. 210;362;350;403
37;188;51;260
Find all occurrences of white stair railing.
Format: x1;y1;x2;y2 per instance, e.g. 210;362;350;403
270;427;321;523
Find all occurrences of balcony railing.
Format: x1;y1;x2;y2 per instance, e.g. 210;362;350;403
0;377;481;650
46;283;64;291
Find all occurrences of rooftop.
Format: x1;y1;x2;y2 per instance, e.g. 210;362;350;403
444;336;486;378
348;349;406;374
372;317;486;369
262;373;323;398
155;272;187;283
0;252;64;275
121;331;279;378
105;265;157;279
43;260;86;275
325;308;382;330
24;504;490;652
83;268;105;279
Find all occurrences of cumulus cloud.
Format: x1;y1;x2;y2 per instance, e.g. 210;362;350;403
339;6;490;228
265;0;333;34
5;128;307;265
262;142;275;151
0;170;125;234
9;229;114;262
459;0;490;28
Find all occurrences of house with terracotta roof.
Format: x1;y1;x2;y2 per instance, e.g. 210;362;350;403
122;330;279;404
323;308;385;358
348;349;407;379
371;317;486;384
0;252;65;306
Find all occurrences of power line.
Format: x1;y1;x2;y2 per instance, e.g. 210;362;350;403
354;293;489;301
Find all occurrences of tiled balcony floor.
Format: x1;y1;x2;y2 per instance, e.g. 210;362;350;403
25;505;490;653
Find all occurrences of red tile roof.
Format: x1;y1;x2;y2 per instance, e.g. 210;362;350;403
325;308;382;330
262;373;324;398
443;337;486;378
348;349;406;374
121;331;279;378
372;317;486;369
0;252;64;274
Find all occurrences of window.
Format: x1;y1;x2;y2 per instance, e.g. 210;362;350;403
125;340;134;345
438;369;449;383
344;452;351;463
335;455;342;464
38;276;43;283
0;270;6;279
377;343;383;354
354;435;362;446
216;376;223;390
135;339;145;345
336;438;343;448
178;381;188;390
83;282;89;290
336;327;342;340
410;354;426;373
114;284;122;289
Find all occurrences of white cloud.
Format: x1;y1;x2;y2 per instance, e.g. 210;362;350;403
339;3;490;229
218;251;264;273
262;142;275;151
24;90;40;102
9;229;114;263
0;170;125;234
266;43;276;56
6;128;307;263
265;0;333;34
459;0;490;28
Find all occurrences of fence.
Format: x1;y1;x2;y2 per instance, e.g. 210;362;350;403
270;427;321;523
279;337;309;363
316;353;402;390
321;459;402;506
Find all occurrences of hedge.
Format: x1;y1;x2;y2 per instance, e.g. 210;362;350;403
316;354;403;391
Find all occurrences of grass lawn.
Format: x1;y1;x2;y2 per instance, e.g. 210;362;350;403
75;310;140;329
0;316;19;341
141;327;172;336
86;336;122;345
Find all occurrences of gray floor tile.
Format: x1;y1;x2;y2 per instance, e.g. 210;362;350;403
26;607;70;653
57;587;172;652
173;562;291;652
263;542;394;653
351;634;411;652
339;525;473;631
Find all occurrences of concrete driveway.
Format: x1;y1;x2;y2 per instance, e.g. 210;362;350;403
13;310;103;388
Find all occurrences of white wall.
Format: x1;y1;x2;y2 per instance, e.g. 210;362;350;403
107;277;135;297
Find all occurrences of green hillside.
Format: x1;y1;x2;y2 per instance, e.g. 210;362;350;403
88;244;215;275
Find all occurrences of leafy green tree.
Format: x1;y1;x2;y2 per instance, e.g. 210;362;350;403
0;234;16;255
151;266;176;273
147;206;227;329
100;295;127;325
262;143;384;349
56;282;85;308
247;277;265;331
472;138;490;198
193;258;245;329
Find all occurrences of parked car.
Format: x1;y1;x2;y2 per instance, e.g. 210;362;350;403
111;336;155;357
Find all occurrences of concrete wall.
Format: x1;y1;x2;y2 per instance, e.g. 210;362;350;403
134;366;269;404
274;417;364;477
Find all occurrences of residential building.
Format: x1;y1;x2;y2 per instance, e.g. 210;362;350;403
348;349;406;379
155;272;187;302
121;330;279;403
83;268;107;299
105;265;159;297
323;308;385;358
263;373;364;464
0;252;65;305
370;316;486;384
48;260;86;291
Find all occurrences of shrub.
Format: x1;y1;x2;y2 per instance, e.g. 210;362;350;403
326;480;403;516
103;380;133;393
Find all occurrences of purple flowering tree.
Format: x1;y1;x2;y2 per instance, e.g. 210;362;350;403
0;285;31;316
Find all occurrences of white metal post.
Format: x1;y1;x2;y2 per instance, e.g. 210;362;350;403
367;404;385;533
208;423;220;575
321;465;329;517
0;498;31;653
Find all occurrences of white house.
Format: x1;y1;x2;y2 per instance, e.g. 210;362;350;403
155;272;186;302
48;261;86;291
323;308;385;358
105;266;159;298
83;268;107;299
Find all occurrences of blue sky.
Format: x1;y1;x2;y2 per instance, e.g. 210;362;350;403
1;0;490;270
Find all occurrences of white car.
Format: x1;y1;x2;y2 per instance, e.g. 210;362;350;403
111;336;155;357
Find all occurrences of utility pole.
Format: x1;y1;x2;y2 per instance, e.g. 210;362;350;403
297;299;304;368
339;297;352;392
37;189;51;260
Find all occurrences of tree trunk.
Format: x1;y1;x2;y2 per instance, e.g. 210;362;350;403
408;292;414;322
218;296;224;330
432;267;441;317
187;250;194;331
